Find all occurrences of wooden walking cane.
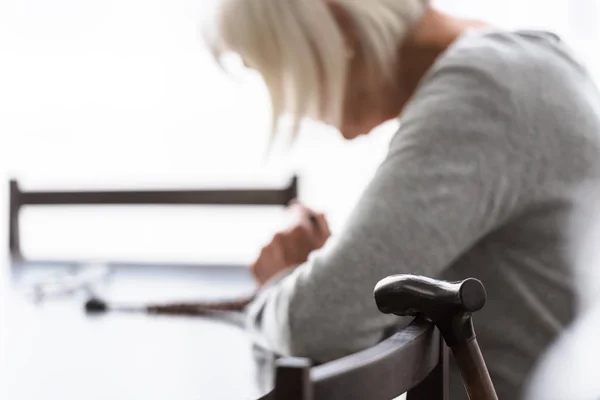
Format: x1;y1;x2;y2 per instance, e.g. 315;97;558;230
374;275;498;400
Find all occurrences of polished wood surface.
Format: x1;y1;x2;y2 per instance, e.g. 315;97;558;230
309;320;443;400
406;337;449;400
453;339;498;400
0;261;271;400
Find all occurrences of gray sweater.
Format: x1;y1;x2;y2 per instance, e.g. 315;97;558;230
246;29;600;399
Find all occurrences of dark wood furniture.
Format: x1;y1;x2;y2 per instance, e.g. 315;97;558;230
375;275;498;400
262;318;449;400
8;176;298;261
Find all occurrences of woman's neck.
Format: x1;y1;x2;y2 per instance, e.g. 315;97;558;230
383;9;487;119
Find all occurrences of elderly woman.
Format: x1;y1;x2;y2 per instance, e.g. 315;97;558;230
208;1;600;398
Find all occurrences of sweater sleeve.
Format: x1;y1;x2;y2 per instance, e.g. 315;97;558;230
245;55;520;362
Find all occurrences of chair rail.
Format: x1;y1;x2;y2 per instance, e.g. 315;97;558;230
262;317;446;400
311;318;442;400
8;176;298;261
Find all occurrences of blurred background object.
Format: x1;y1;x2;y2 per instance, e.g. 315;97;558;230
525;184;600;400
526;304;600;400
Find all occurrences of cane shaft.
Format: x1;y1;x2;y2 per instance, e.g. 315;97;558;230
451;339;498;400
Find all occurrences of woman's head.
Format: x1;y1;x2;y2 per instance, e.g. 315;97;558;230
207;0;430;139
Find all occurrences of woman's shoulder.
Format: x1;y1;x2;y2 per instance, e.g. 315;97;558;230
413;27;582;99
438;28;569;72
391;27;600;215
397;27;599;154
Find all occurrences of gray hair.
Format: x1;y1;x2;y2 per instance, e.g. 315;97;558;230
206;0;430;135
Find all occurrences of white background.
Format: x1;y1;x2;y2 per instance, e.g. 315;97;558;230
0;0;598;264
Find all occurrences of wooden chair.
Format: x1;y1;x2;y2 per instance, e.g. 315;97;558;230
258;317;449;400
8;176;298;262
375;275;498;400
261;275;498;400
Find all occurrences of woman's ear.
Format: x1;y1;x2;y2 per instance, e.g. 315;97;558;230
326;1;358;56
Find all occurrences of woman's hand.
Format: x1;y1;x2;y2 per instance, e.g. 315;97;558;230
251;201;331;286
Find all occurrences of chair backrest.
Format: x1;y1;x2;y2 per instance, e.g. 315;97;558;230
260;317;448;400
8;176;298;261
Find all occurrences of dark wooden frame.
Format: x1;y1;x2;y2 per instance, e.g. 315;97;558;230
261;318;449;400
8;176;298;261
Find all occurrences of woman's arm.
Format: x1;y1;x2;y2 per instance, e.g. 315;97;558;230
247;135;514;361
